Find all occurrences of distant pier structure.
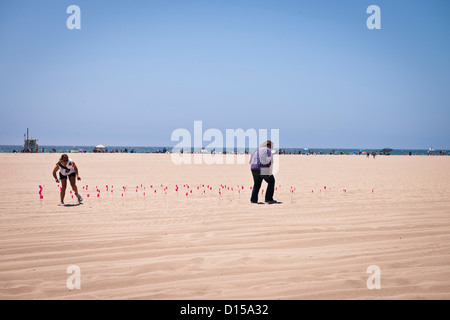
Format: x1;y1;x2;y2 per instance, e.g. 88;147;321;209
23;128;39;153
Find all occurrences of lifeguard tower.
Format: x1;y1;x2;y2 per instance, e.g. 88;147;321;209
23;128;39;153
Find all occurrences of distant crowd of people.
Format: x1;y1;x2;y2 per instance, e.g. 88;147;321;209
428;150;447;156
104;148;168;154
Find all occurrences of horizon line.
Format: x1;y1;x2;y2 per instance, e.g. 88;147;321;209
1;144;449;151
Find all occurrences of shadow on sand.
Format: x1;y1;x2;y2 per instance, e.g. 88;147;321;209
253;201;283;205
63;203;83;207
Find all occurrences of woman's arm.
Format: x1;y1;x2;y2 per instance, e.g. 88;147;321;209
73;162;81;181
53;165;60;183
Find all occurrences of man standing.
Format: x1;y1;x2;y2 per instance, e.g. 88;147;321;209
249;141;277;204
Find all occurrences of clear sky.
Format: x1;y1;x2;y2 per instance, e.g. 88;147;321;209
1;0;449;149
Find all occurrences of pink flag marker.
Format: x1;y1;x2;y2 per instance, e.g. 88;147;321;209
87;194;90;198
40;195;43;200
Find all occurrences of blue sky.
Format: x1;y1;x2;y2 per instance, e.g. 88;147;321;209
1;0;449;148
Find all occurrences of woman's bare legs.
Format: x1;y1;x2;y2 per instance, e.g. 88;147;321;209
69;175;79;195
60;178;67;203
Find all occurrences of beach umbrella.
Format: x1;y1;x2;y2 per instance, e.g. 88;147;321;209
94;144;107;152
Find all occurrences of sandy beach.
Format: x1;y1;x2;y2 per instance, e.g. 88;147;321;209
0;153;450;300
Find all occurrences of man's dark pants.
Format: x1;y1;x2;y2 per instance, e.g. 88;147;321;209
251;170;275;203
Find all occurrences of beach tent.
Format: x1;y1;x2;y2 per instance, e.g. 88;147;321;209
94;144;107;153
380;148;393;155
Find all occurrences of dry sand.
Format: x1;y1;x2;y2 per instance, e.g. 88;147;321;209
0;153;450;300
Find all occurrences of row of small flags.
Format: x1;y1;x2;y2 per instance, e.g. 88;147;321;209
38;184;374;200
